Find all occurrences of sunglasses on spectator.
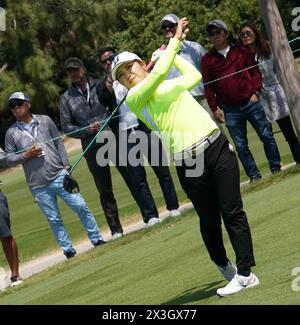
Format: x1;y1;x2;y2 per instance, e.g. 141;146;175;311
100;54;116;65
8;99;26;109
161;23;177;30
240;30;253;38
208;29;223;37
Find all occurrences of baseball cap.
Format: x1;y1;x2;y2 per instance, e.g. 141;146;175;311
8;92;30;102
160;13;180;26
64;57;85;70
111;51;142;81
207;19;228;32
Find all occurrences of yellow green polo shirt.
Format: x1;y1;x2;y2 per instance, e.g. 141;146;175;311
126;37;218;153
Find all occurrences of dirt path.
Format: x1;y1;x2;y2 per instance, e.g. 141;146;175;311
0;202;193;290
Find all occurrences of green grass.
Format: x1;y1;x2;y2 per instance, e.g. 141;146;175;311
296;58;300;73
0;121;295;266
0;167;299;304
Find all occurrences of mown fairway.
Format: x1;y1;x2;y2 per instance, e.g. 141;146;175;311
0;167;299;304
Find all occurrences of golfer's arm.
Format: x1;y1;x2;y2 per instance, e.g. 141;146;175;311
173;54;202;90
127;37;181;112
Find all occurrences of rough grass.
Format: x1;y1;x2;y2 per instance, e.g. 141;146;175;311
0;167;300;305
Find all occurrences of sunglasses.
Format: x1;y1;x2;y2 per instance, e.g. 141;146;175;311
8;99;26;109
240;30;253;38
100;54;116;65
161;23;177;30
208;29;223;37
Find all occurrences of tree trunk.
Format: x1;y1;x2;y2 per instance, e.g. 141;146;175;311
258;0;300;139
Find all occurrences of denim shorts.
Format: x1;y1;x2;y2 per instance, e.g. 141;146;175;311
0;191;11;238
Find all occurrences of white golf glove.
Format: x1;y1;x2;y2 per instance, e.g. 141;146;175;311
150;46;166;63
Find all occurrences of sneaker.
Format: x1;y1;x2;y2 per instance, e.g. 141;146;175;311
216;261;237;281
11;276;23;288
217;272;259;297
93;239;106;246
250;175;262;183
146;217;160;227
111;232;123;240
64;249;77;259
168;209;181;218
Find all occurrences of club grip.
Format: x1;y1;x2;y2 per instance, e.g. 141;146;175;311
146;44;167;71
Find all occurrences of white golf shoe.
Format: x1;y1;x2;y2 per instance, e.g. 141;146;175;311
111;232;123;240
146;217;160;227
11;276;23;288
168;209;181;218
217;272;259;297
216;261;237;281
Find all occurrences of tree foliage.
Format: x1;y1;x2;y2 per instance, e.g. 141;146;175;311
0;0;298;135
0;0;119;127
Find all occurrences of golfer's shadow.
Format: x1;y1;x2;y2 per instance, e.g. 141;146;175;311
162;280;224;305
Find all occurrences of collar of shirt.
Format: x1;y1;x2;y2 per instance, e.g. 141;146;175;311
16;114;39;135
211;42;235;55
76;81;90;103
217;45;231;58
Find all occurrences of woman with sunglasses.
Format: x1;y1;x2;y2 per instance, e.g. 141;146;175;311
239;21;300;164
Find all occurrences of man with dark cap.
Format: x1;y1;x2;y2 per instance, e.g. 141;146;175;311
60;57;161;236
0;147;23;288
201;19;281;182
5;92;105;258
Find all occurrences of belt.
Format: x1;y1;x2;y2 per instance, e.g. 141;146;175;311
193;95;205;103
221;98;251;110
174;128;221;160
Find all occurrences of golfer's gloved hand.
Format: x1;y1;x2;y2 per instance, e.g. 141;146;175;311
150;48;165;63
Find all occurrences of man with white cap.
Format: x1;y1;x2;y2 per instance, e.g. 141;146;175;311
159;13;222;128
5;92;105;258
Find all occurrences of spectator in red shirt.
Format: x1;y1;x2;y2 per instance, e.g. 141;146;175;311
201;20;281;182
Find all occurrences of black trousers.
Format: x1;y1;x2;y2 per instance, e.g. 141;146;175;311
175;133;255;273
118;125;179;223
84;145;123;235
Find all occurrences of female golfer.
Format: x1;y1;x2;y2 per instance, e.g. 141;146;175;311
111;18;259;297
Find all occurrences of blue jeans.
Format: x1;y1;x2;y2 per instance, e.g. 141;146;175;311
224;100;281;178
31;170;103;253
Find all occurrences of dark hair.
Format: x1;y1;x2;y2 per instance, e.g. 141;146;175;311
239;21;271;59
97;46;116;59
